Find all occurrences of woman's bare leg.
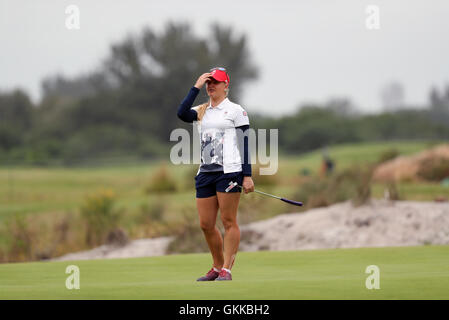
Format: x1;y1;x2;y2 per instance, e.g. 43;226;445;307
196;195;224;269
216;192;241;270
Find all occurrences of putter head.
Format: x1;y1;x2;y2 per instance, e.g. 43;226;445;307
225;181;238;192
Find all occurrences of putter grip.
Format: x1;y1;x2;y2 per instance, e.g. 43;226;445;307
281;198;303;206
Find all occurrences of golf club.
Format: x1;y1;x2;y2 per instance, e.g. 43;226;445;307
226;181;303;206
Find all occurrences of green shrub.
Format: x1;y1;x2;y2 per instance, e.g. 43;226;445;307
0;215;33;262
377;148;399;164
183;164;199;190
293;165;374;210
166;207;210;254
0;212;88;263
145;165;177;194
350;165;374;207
251;164;278;186
294;178;331;210
139;200;165;223
80;188;123;246
238;192;274;224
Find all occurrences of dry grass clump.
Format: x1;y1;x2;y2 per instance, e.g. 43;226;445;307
373;144;449;182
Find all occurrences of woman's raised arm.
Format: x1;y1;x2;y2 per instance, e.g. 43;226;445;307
177;73;212;123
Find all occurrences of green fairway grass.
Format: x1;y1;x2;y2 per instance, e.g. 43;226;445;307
1;245;448;299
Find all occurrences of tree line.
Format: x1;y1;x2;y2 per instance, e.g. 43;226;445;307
0;22;448;166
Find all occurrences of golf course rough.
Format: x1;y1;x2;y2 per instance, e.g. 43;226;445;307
0;245;448;299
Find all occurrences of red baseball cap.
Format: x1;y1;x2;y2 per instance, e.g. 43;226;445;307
210;67;230;84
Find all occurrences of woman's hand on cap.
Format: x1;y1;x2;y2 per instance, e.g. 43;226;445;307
194;73;212;89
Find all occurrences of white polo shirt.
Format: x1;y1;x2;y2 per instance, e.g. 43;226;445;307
192;97;249;174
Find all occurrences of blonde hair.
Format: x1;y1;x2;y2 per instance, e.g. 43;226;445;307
196;86;230;121
196;102;209;121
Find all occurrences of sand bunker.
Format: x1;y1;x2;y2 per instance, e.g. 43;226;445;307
240;199;449;251
53;237;173;261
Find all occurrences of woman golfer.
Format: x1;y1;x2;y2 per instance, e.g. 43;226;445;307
177;67;254;281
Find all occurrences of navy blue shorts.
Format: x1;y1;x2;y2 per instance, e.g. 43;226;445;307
195;171;244;198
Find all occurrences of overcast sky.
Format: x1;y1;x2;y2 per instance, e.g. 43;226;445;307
1;0;449;116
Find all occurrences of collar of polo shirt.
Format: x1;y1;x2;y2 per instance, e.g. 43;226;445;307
207;98;229;109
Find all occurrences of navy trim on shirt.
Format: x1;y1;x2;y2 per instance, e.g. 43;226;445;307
236;124;252;177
